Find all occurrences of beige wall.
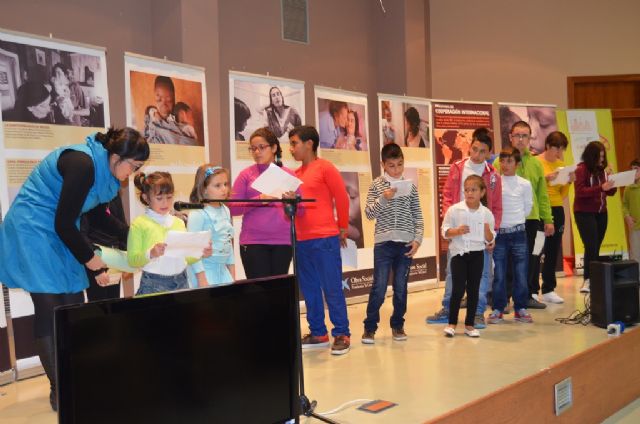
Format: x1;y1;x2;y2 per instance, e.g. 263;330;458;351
429;0;640;108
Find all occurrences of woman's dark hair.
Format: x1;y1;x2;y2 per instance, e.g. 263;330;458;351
545;131;569;150
348;110;360;137
15;81;50;109
404;107;420;137
268;86;287;108
250;127;282;166
581;141;607;173
234;97;251;130
95;127;150;162
51;63;69;79
133;172;174;206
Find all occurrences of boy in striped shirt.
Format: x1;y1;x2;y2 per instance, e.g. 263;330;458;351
362;143;424;344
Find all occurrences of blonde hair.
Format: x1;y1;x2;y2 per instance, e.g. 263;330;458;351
190;164;230;202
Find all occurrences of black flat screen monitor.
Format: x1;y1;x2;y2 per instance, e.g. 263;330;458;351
55;275;300;424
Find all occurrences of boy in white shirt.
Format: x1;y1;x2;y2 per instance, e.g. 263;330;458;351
489;147;534;324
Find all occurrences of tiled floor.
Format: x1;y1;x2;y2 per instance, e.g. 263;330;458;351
0;276;638;423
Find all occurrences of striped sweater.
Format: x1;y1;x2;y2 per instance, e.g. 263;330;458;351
365;175;424;244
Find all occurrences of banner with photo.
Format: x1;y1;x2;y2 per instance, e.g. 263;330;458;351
432;101;494;279
0;29;109;216
228;71;305;280
498;103;557;154
228;71;305;181
378;94;438;287
314;86;376;298
124;53;209;221
0;29;110;380
557;109;628;271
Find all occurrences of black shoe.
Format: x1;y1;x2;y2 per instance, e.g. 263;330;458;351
527;298;547;309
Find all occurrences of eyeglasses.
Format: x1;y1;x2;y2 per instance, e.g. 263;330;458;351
511;133;530;140
125;159;144;172
248;144;271;153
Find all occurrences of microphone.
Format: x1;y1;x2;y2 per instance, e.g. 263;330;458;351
174;201;204;211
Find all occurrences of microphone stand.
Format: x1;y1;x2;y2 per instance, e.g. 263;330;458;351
178;197;339;424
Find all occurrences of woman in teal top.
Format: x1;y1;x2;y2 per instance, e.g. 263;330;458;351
0;127;149;410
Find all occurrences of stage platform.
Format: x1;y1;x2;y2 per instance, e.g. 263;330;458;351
0;276;638;423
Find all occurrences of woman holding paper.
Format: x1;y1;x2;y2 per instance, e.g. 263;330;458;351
537;131;574;304
0;127;149;411
573;141;617;293
230;127;297;279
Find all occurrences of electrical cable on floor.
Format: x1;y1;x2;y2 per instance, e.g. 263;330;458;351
555;293;591;325
315;399;373;416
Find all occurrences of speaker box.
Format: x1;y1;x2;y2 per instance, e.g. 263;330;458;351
589;260;639;328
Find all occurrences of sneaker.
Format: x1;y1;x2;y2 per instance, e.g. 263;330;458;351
542;291;564;304
443;327;455;337
426;307;449;324
580;279;590;293
301;333;330;349
392;328;408;341
331;335;351;355
488;309;504;324
464;328;480;337
474;314;486;329
532;293;540;301
361;330;375;344
527;298;547;309
514;309;534;323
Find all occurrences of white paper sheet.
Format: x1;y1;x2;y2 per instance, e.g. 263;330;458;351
549;164;577;186
533;231;545;256
340;238;358;269
390;179;413;198
251;163;303;197
164;230;211;258
608;170;637;188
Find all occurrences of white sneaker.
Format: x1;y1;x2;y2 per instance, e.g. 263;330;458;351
580;279;590;293
542;291;564;304
532;293;540;301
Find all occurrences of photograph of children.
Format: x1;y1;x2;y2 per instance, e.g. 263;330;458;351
433;128;474;165
0;40;106;127
340;171;365;248
499;105;557;154
129;71;205;146
232;78;304;143
402;104;429;148
318;99;368;151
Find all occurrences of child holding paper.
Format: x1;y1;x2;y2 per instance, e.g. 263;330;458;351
230;127;298;279
128;172;210;295
441;175;495;337
362;143;423;343
188;164;235;286
623;159;640;268
573;141;617;293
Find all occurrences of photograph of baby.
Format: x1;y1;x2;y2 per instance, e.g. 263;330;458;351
129;71;205;146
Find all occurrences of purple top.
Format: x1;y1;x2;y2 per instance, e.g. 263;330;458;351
230;163;294;245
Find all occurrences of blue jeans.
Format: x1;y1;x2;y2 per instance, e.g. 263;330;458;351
137;270;188;295
442;249;490;314
296;235;350;337
363;241;412;332
492;230;529;312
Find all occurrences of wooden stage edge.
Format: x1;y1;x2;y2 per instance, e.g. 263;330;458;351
426;326;640;423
